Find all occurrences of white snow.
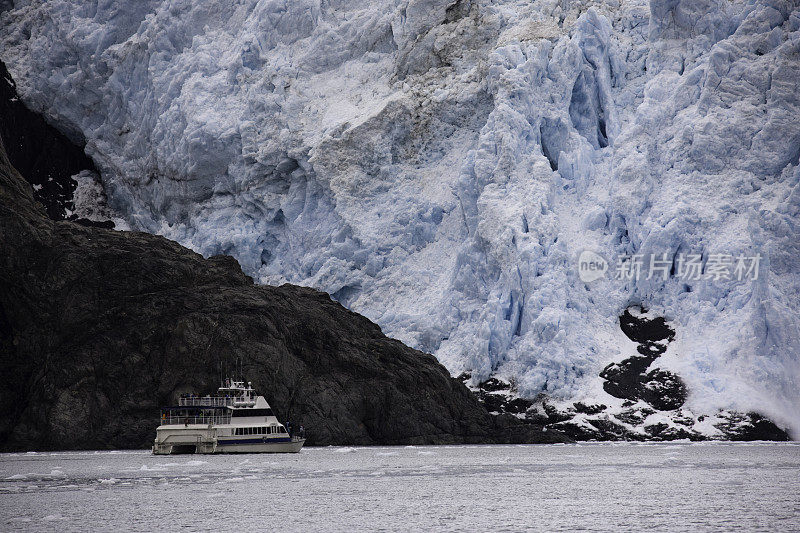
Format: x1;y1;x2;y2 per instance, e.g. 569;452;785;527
1;0;799;436
67;169;131;229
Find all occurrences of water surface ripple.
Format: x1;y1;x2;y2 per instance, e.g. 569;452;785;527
1;442;798;531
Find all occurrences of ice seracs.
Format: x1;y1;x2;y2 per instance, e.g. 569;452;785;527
2;0;799;437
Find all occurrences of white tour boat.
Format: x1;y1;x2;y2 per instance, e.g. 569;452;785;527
152;379;305;454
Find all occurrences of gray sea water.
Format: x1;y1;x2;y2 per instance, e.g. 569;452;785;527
1;443;798;532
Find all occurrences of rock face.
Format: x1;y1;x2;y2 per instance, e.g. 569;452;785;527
0;60;96;221
0;139;566;451
599;309;686;412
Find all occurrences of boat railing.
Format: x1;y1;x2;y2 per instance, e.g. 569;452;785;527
178;395;236;407
160;414;232;425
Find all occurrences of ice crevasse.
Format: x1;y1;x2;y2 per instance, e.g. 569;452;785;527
1;0;799;435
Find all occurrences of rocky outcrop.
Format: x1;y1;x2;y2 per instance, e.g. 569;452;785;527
0;60;96;221
468;308;791;442
599;310;686;412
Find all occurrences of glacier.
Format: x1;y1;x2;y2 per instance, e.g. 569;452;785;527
1;0;799;435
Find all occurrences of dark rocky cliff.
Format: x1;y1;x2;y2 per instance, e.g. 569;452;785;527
0;61;96;220
0;132;566;451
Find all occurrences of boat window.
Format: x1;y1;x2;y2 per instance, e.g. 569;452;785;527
261;427;267;434
231;408;274;417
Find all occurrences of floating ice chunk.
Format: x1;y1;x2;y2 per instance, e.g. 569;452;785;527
333;447;358;454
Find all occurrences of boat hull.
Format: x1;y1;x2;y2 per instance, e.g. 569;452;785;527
153;438;305;455
152;425;305;454
214;439;305;454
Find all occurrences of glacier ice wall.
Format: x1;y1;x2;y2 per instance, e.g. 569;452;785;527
2;0;799;434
